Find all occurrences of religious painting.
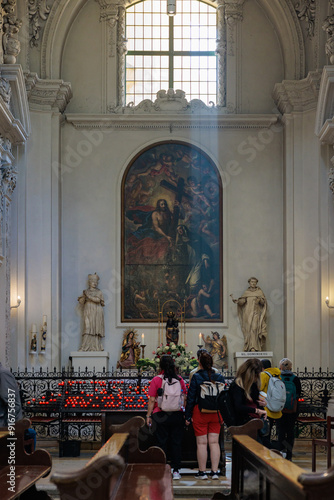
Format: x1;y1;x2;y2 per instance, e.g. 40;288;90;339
122;141;223;322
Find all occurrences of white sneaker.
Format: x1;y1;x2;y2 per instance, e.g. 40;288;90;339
173;470;181;480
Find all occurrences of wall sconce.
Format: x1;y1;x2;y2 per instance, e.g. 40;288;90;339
10;296;21;309
167;0;176;16
325;297;334;309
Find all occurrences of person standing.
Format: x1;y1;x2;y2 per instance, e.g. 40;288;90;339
189;348;218;384
260;359;283;449
146;355;187;480
277;358;301;460
185;352;225;480
228;358;267;429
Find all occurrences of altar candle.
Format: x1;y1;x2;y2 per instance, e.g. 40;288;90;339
43;315;47;324
32;324;37;333
199;332;202;345
141;333;144;344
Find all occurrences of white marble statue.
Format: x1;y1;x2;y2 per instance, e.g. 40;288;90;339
231;277;267;352
78;273;105;351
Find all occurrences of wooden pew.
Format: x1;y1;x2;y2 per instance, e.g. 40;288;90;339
210;434;334;500
0;418;52;500
51;415;173;500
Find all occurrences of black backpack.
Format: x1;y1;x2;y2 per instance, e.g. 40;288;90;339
217;387;236;427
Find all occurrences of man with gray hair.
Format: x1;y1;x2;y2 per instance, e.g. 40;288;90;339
277;358;302;460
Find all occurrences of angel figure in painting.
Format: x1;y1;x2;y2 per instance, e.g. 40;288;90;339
201;331;228;370
78;273;105;351
117;329;141;369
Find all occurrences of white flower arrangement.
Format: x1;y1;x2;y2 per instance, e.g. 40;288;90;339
137;342;198;374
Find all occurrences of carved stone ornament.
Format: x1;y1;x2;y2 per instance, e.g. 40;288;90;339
95;0;119;57
294;0;316;38
329;164;334;197
24;72;73;112
273;71;321;115
108;89;219;114
0;76;11;106
28;0;51;48
1;0;22;63
323;14;334;64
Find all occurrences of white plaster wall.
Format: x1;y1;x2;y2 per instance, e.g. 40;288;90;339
62;0;103;114
10;112;62;371
60;122;284;369
240;1;283;113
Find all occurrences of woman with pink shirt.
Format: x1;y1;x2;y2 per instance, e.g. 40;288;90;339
146;355;187;480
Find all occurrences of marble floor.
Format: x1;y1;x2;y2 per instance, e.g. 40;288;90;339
35;439;331;499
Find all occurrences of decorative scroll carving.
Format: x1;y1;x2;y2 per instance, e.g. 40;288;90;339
294;0;316;38
117;4;126;106
2;0;22;63
329;164;334;197
95;0;119;57
24;72;73;112
273;71;321;115
108;89;220;114
223;0;244;57
323;11;334;65
28;0;51;48
0;76;11;106
216;0;227;108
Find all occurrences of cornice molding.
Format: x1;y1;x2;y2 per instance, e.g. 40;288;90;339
315;66;334;142
66;113;278;131
24;72;73;113
273;70;322;115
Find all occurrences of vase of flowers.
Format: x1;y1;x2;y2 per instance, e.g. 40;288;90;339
136;343;198;374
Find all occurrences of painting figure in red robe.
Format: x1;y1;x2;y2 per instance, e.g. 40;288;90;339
126;199;175;264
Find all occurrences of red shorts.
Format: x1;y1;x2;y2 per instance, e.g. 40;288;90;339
192;404;222;436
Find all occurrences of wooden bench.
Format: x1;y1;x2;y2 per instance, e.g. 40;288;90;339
51;415;174;500
209;434;334;500
0;418;52;500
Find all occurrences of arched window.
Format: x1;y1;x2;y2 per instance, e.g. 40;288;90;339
126;0;217;106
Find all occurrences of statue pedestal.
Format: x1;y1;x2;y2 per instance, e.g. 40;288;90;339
234;351;273;370
69;351;109;372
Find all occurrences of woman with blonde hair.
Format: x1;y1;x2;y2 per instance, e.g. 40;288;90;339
229;358;267;426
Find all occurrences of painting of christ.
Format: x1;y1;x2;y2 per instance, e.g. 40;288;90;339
122;141;223;322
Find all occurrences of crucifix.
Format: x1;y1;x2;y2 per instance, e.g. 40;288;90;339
159;177;192;235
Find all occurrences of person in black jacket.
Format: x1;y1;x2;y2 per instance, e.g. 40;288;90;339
228;358;267;427
185;352;225;480
277;358;302;460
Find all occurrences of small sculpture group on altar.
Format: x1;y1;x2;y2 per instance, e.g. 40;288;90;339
200;331;228;370
166;310;179;344
117;329;141;369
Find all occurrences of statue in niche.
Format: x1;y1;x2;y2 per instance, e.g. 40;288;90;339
78;273;105;351
117;329;141;369
201;331;228;370
166;310;179;344
231;277;267;352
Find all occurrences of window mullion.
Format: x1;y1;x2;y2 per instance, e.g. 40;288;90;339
169;16;174;89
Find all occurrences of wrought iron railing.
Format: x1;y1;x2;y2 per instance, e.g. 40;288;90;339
13;366;333;441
